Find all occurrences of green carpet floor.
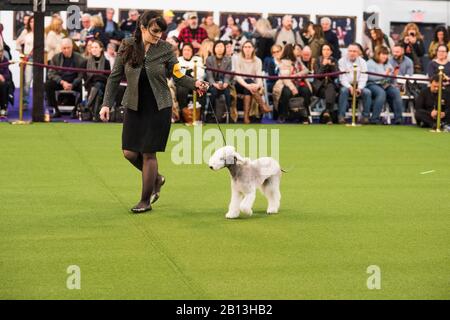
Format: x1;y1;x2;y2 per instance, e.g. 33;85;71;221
0;123;449;299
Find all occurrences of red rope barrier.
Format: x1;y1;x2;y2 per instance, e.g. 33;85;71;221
29;61;112;75
0;61;13;68
205;67;345;80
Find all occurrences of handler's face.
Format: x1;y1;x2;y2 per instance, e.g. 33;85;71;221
142;23;162;45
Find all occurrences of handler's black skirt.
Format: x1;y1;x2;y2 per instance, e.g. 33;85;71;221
122;67;172;153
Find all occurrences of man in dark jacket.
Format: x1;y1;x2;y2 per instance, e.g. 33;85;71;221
45;38;87;118
415;75;450;129
320;17;341;60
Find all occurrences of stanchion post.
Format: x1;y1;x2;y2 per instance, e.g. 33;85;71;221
11;55;31;125
192;60;199;126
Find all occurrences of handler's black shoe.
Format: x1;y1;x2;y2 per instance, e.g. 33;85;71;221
151;175;166;204
131;203;152;214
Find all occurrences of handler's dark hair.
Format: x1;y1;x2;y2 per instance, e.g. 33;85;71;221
121;10;167;67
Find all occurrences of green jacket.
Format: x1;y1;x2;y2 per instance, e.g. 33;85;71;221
102;38;196;111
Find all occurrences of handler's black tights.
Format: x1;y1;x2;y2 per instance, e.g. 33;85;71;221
123;150;160;209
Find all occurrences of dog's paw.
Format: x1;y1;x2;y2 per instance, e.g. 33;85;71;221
267;207;279;215
240;206;253;216
225;212;240;219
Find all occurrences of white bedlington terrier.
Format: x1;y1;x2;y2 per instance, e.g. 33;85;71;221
208;146;283;219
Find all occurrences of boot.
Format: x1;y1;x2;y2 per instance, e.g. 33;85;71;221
243;95;251;124
252;93;271;113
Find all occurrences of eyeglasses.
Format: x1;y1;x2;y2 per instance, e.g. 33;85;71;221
272;50;281;54
148;27;162;35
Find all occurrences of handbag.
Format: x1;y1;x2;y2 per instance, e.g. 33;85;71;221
288;96;308;119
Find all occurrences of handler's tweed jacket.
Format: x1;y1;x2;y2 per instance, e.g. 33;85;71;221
102;37;196;111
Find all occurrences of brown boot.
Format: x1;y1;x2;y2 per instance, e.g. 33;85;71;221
252;93;271;113
243;95;251;124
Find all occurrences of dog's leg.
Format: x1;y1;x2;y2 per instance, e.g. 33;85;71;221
226;185;242;219
263;176;281;214
240;188;256;216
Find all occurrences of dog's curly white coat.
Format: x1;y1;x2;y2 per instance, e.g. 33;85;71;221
209;146;282;219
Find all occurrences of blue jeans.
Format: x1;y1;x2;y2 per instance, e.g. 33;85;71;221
367;84;403;123
209;86;231;110
338;86;372;118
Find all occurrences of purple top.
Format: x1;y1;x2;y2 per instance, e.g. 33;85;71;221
0;57;10;81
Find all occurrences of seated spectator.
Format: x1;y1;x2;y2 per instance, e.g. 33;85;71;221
88;15;109;48
220;15;236;40
234;40;271;124
176;43;206;117
306;24;326;61
83;40;92;60
366;46;404;124
428;26;450;61
200;14;220;41
415;75;450;129
198;39;214;64
364;28;395;59
293;44;303;60
313;43;339;124
45;38;87;118
253;18;275;61
276;44;311;124
274;15;302;47
320;17;341;60
167;16;186;40
400;23;425;74
389;43;414;76
354;42;368;60
222;25;248;55
120;10;139;39
0;47;11;117
104;43;117;68
178;12;208;54
84;40;111;121
338;43;371;124
206;41;233;117
427;44;450;79
163;10;176;34
103;8;123;47
45;15;65;62
263;44;283;93
301;46;313;71
75;14;92;53
167;36;181;57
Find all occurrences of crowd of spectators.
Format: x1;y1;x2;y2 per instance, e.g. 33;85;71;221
0;10;449;128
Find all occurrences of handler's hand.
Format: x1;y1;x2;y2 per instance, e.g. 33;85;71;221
99;106;110;122
195;80;209;96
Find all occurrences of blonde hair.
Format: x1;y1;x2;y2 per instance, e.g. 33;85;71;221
90;15;104;28
45;16;63;35
198;39;214;63
402;23;424;41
